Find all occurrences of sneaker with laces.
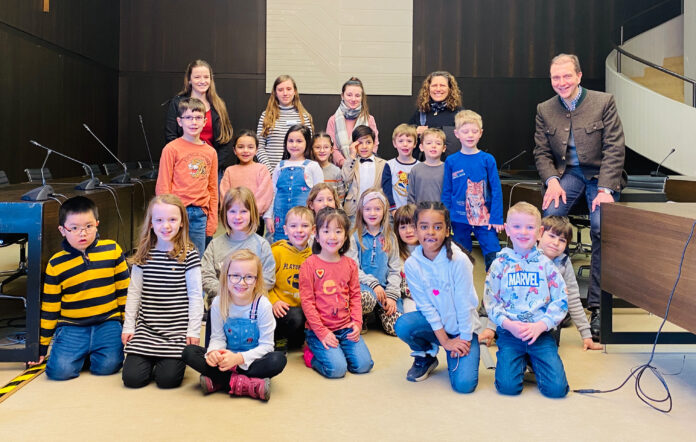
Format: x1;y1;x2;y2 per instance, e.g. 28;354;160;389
199;375;223;395
229;373;271;402
406;356;438;382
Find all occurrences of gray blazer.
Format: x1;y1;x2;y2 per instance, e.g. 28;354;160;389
533;89;625;192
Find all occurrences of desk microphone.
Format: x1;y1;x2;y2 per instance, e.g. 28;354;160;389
650;148;676;177
21;143;55;201
499;150;527;173
29;140;101;191
83;123;131;184
138;115;159;179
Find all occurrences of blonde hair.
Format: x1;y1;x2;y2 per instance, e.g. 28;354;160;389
130;194;192;265
507;201;541;225
550;53;581;74
415;71;462;112
177;60;233;145
260;75;314;137
285;206;315;225
306;183;341;211
220;187;259;235
454;109;483;130
392;124;417;143
393;203;417;261
421;128;446;144
218;250;266;321
352;188;396;254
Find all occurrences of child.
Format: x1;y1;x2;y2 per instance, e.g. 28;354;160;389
442;110;503;270
299;207;374;378
393;204;418;313
306;183;340;215
30;196;130;380
121;194;204;389
219;129;273;218
346;189;402;335
387;124;419;209
256;75;314;173
202;187;276;343
182;250;287;401
326;77;380;167
311;132;346;203
407;128;446;205
269;207;315;353
484;202;569;398
394;202;480;393
342;125;394;218
539;216;603;351
263;124;324;242
156;97;218;255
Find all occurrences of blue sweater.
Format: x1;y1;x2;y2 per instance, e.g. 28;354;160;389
441;151;503;226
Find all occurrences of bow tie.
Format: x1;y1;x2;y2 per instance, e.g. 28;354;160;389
359;158;373;163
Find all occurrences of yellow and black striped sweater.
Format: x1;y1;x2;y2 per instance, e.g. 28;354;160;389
40;238;130;356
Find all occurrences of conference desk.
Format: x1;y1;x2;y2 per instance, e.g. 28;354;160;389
0;176;155;362
600;203;696;344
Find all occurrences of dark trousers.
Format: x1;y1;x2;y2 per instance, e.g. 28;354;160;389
122;353;186;389
181;345;286;386
274;306;306;348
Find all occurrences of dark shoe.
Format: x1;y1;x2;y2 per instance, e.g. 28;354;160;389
229;373;271;402
199;375;223;395
560;313;572;328
590;309;600;342
360;322;368;334
274;338;288;354
406;356;438;382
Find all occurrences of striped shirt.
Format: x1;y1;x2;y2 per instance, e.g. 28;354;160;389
256;106;312;173
123;248;203;358
40;239;130;356
321;163;346;204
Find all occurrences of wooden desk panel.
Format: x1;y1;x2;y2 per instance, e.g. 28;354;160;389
601;203;696;334
665;176;696;202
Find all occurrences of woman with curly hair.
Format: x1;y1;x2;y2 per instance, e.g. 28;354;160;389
407;71;463;159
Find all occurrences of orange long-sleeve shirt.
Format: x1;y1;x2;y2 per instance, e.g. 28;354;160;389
156;137;218;235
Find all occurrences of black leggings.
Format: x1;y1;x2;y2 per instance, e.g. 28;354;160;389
122;354;186;389
182;345;286;386
274;306;306;348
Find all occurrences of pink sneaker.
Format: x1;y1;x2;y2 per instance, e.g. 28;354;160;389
229;373;271;402
302;345;314;368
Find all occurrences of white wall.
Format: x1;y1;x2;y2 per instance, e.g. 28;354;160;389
607;52;696;175
685;0;695;105
620;15;683;78
266;0;413;95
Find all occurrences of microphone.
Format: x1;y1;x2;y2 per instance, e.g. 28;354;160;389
21;144;54;201
138;115;159;179
29;140;101;191
499;150;527;173
83;123;131;184
650;148;676;177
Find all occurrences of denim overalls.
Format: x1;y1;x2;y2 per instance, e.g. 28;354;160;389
354;230;403;312
223;297;261;352
273;159;312;242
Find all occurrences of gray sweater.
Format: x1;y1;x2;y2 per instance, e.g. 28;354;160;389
407;162;445;205
553;253;592;339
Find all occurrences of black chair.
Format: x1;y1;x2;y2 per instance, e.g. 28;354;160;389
24;168;52;182
83;163;101;177
567;199;592;257
102;163;121;175
125;161;140;171
0;171;28;307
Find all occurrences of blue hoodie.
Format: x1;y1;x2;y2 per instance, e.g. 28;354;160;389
484;247;568;331
404;244;479;340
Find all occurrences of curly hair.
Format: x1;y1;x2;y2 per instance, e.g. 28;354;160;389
415;71;462;113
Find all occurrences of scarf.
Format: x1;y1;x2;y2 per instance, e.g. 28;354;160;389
334;100;369;158
429;100;448;115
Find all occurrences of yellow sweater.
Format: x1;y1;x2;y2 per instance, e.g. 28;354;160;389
268;240;312;306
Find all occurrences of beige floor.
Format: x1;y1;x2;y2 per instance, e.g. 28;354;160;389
1;243;696;440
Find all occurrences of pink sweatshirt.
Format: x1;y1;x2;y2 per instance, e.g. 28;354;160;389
219;162;273;214
326;114;379;167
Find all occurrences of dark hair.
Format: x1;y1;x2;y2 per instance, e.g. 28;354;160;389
312;207;351;256
541;215;573;243
232;129;259;148
282;124;313;160
351;125;374;143
59;196;98;226
393;203;417;261
177;97;206;117
414;201;474;263
310;131;334;162
341;77;370;120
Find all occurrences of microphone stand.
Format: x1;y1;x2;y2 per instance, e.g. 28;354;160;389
29;140;101;190
138;115;159;179
21;148;54;201
650;148;676;178
83;124;131;184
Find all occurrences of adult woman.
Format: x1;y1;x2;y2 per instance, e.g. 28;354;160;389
407;71;463;158
165;60;235;173
256;75;313;173
326;77;379;167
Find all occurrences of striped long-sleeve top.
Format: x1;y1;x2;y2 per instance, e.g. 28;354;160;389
255;106;312;173
40;238;130;356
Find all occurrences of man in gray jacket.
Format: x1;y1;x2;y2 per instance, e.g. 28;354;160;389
533;53;625;341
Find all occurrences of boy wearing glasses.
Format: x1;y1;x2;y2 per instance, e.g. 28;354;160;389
156;97;219;255
29;196;130;380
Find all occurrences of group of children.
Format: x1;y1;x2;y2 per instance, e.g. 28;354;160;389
30;91;602;402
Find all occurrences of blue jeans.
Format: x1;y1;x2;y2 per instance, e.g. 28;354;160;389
305;328;373;379
395;311;480;393
186;206;207;256
46;321;124;381
543;166;619;308
494;327;568;398
451;221;501;270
